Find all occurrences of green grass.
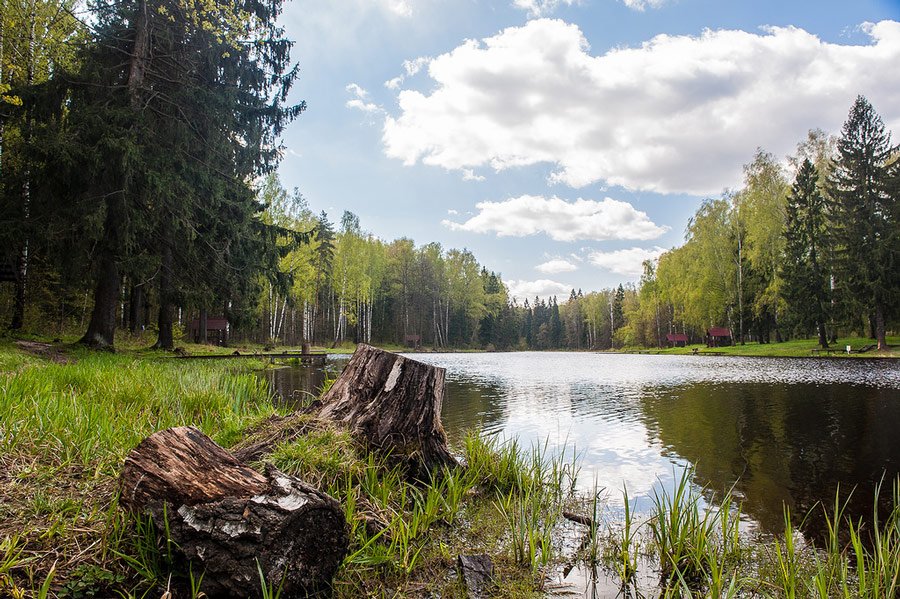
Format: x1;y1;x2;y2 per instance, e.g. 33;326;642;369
622;335;900;358
5;337;900;598
0;340;574;597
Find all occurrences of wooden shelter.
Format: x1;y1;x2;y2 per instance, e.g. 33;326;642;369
665;333;689;348
706;327;733;348
189;317;228;345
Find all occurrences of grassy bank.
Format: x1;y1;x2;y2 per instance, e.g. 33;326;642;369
0;341;579;597
621;335;900;358
3;339;900;598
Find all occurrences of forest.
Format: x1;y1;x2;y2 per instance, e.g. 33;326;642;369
1;0;898;353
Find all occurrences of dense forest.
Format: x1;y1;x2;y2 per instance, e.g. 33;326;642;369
0;1;897;351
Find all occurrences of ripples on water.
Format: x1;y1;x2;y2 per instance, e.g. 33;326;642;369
265;352;900;539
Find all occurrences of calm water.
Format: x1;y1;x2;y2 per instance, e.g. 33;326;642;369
263;352;900;538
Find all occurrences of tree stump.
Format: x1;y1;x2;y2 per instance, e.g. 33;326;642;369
319;344;457;479
119;426;348;598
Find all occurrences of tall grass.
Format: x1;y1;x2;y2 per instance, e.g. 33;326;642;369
0;350;277;595
0;353;275;470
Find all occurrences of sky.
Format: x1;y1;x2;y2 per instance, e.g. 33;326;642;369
276;0;900;302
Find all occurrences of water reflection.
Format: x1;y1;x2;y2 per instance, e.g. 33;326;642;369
642;382;900;538
260;351;900;539
260;357;344;408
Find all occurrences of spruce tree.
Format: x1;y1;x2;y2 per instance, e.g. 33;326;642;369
828;96;899;351
782;159;831;348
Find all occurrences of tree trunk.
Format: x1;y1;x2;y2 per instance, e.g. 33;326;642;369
154;241;174;350
319;344;457;480
120;426;348;598
80;230;120;348
817;320;829;350
199;307;208;344
874;302;887;351
128;283;145;333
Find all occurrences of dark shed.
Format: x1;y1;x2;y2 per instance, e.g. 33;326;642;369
706;327;733;348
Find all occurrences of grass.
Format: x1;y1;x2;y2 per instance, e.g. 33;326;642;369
623;335;900;358
0;339;575;597
5;337;900;597
566;469;900;599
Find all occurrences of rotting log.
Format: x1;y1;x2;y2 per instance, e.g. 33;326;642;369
318;343;457;479
119;426;348;598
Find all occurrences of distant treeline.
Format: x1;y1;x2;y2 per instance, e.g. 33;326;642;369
0;0;896;355
250;94;898;352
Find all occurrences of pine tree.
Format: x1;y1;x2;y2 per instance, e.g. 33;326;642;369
70;0;304;348
827;96;899;351
782;159;831;348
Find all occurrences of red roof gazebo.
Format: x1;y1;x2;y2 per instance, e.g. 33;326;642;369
706;327;733;348
665;333;689;347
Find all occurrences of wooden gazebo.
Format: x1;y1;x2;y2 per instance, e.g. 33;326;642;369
665;333;689;348
706;327;733;348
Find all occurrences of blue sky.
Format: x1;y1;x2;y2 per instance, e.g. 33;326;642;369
276;0;900;301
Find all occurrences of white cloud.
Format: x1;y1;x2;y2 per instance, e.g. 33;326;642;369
588;246;666;276
385;56;432;90
346;99;382;113
506;279;571;303
382;0;412;17
346;83;368;99
461;168;485;181
442;195;667;241
403;56;431;76
346;83;382;114
512;0;578;18
536;259;578;274
447;209;459;215
622;0;668;11
383;19;900;195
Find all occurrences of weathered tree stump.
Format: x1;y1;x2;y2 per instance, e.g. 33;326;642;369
119;426;348;598
318;344;457;479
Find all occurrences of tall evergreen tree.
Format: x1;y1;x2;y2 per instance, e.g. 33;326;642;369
782;159;831;348
72;0;303;348
827;96;899;351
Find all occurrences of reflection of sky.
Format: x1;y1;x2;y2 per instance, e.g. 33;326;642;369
407;352;900;516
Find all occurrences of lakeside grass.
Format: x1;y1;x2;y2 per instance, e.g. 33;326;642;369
0;340;575;597
3;338;900;597
621;335;900;358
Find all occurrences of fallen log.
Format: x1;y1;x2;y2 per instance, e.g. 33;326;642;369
318;344;457;479
119;426;347;598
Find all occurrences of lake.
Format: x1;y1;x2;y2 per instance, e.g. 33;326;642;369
263;351;900;539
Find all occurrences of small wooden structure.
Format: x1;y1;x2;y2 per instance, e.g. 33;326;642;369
404;334;421;349
189;317;228;345
706;327;733;348
666;333;689;348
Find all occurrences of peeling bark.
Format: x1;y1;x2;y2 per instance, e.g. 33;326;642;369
119;426;348;598
319;343;457;479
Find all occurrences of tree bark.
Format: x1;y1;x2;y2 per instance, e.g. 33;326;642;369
874;302;887;351
199;307;208;344
154;241;174;350
79;210;121;348
120;426;348;598
319;344;457;480
128;283;144;333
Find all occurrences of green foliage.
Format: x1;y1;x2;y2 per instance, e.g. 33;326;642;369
827;95;899;348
